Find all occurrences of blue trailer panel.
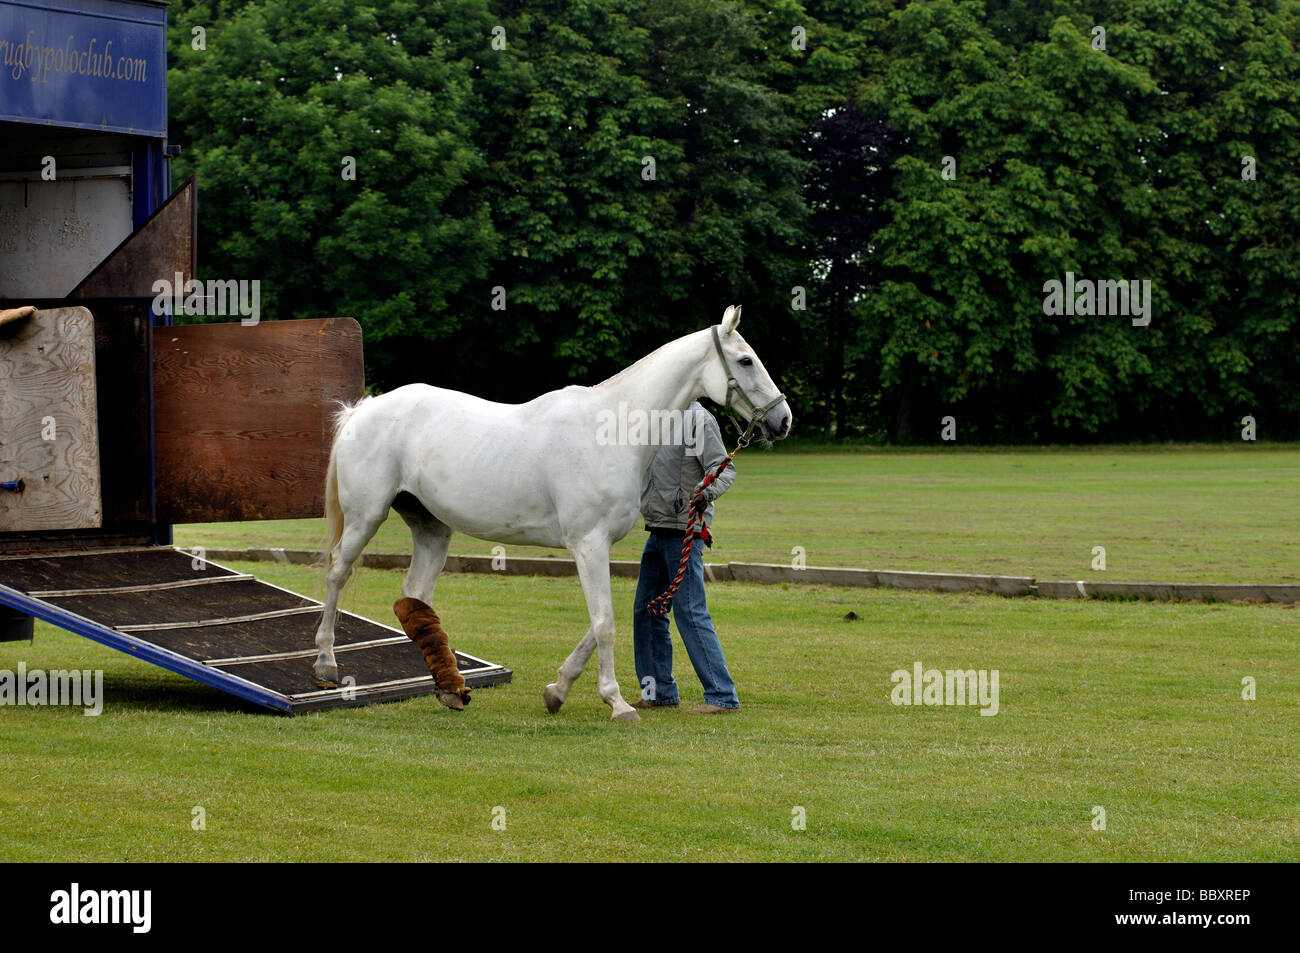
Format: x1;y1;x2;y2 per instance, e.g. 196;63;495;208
0;0;167;137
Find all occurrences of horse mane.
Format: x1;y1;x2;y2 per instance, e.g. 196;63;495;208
592;329;706;391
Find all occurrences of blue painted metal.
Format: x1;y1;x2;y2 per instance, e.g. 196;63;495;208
0;0;167;138
0;583;293;712
132;136;168;228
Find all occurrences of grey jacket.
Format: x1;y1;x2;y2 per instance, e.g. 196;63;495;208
640;402;736;533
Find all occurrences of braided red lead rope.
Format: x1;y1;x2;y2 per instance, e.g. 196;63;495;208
645;453;733;617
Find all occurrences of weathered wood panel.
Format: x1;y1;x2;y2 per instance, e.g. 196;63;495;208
0;177;133;298
153;317;364;523
0;307;102;531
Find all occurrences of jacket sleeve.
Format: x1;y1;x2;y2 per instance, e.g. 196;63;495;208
692;408;736;501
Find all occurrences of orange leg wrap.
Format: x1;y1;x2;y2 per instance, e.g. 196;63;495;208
393;597;471;706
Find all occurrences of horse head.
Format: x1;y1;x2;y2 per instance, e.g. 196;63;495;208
703;305;793;443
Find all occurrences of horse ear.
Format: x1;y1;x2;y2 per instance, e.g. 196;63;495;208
722;305;742;334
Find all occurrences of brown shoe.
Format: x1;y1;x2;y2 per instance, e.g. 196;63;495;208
630;698;678;709
684;703;739;715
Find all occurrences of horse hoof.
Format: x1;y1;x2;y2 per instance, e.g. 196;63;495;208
612;708;641;723
543;684;564;714
437;690;465;711
313;661;339;686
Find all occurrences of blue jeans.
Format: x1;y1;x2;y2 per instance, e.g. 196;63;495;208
632;533;739;708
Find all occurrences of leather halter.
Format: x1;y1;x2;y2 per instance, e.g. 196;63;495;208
711;325;786;445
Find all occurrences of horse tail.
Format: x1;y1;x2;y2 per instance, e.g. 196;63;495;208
322;398;368;566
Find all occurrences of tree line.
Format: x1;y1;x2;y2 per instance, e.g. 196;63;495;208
168;0;1300;442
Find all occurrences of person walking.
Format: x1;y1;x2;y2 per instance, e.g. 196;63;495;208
631;400;740;714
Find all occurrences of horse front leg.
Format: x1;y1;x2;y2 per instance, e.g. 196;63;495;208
544;540;638;722
581;542;639;722
313;508;388;686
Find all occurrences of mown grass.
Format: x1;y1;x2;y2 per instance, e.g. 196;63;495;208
174;444;1300;583
1;562;1296;861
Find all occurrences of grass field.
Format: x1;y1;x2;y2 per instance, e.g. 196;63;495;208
174;444;1300;583
1;561;1296;862
2;445;1296;862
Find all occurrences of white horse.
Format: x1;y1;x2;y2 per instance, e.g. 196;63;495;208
313;305;791;721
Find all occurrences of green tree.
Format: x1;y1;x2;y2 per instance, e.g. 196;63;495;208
169;0;498;374
164;0;1300;439
431;0;813;397
854;0;1300;440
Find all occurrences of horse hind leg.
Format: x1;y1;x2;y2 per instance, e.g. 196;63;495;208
393;492;452;605
544;629;597;713
392;495;467;710
394;597;471;710
312;505;389;686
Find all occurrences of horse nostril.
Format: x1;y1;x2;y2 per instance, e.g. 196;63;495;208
779;415;790;435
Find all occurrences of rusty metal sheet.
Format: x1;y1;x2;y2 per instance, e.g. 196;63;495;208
70;176;196;299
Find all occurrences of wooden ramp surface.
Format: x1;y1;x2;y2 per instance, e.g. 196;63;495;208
0;547;511;713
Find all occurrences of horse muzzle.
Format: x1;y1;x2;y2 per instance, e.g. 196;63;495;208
762;402;792;441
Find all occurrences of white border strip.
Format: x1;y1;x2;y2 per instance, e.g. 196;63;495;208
30;574;255;598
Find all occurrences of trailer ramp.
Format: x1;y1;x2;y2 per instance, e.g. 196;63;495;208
0;546;511;713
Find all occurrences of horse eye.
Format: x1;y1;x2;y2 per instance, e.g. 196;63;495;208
739;357;753;367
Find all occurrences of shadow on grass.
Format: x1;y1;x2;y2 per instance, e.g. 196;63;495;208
103;675;268;717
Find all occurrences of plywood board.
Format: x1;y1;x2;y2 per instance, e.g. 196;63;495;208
153;317;364;523
0;306;102;531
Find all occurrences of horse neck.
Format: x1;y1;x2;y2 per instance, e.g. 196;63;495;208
592;329;714;468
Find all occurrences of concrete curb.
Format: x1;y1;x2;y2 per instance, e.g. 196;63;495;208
726;562;1035;595
1035;579;1300;603
200;548;1297;605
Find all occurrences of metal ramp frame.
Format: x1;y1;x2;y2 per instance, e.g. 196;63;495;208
0;547;512;713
